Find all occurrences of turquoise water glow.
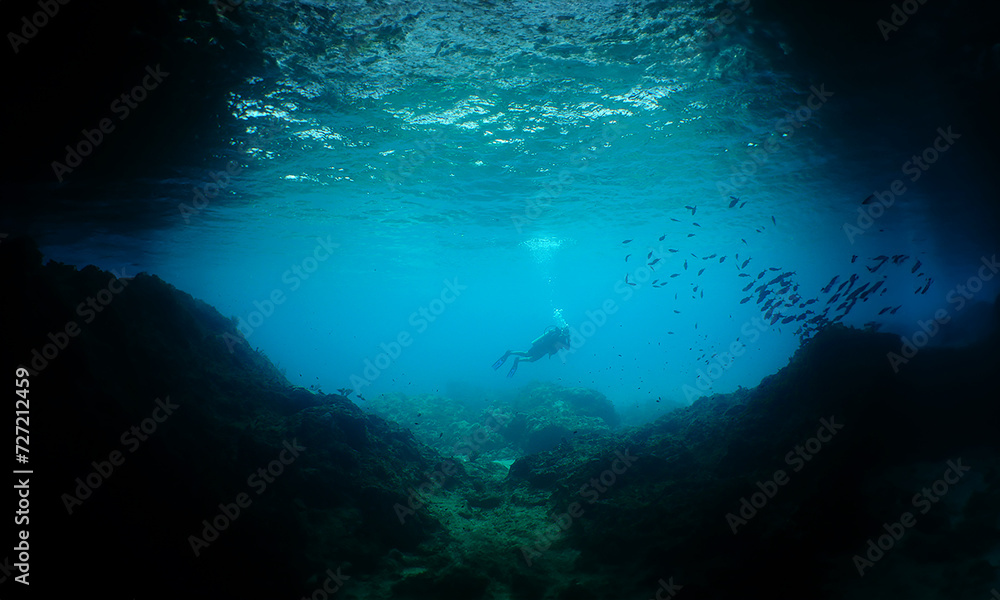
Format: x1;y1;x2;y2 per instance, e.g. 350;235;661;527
18;1;997;421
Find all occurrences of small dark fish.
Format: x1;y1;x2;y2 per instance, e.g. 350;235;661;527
649;258;661;266
821;275;839;293
673;310;681;314
686;205;697;215
741;238;748;245
719;256;726;263
845;288;864;302
706;253;718;259
670;218;680;222
851;255;858;263
693;286;699;292
878;306;891;315
741;258;750;269
729;196;740;208
698;268;706;276
862;194;875;205
738;273;751;278
687;233;696;237
693;222;701;227
769;267;781;271
804;299;816;305
911;260;922;274
742;281;754;292
670;273;680;278
919;279;932;294
623;239;633;244
652;279;659;285
757;270;766;279
781;315;796;324
889;305;902;314
771;216;776;225
684;260;688;270
668;248;679;253
659;234;666;241
739;202;747;208
647;251;653;259
740;297;751;304
625;254;631;261
770;314;781;325
826;293;841;305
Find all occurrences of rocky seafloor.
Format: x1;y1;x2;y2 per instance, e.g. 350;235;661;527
4;236;999;599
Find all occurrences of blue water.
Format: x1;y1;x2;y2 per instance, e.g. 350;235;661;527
16;1;999;423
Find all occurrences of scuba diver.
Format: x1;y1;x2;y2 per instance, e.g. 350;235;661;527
492;325;571;378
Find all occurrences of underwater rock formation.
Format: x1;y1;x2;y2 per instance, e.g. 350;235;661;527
3;237;453;597
5;237;999;599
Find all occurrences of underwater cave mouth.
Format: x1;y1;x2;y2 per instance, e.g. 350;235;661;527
4;0;1000;597
5;239;1000;599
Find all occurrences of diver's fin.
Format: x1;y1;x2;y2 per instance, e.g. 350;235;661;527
507;359;518;378
492;353;508;370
